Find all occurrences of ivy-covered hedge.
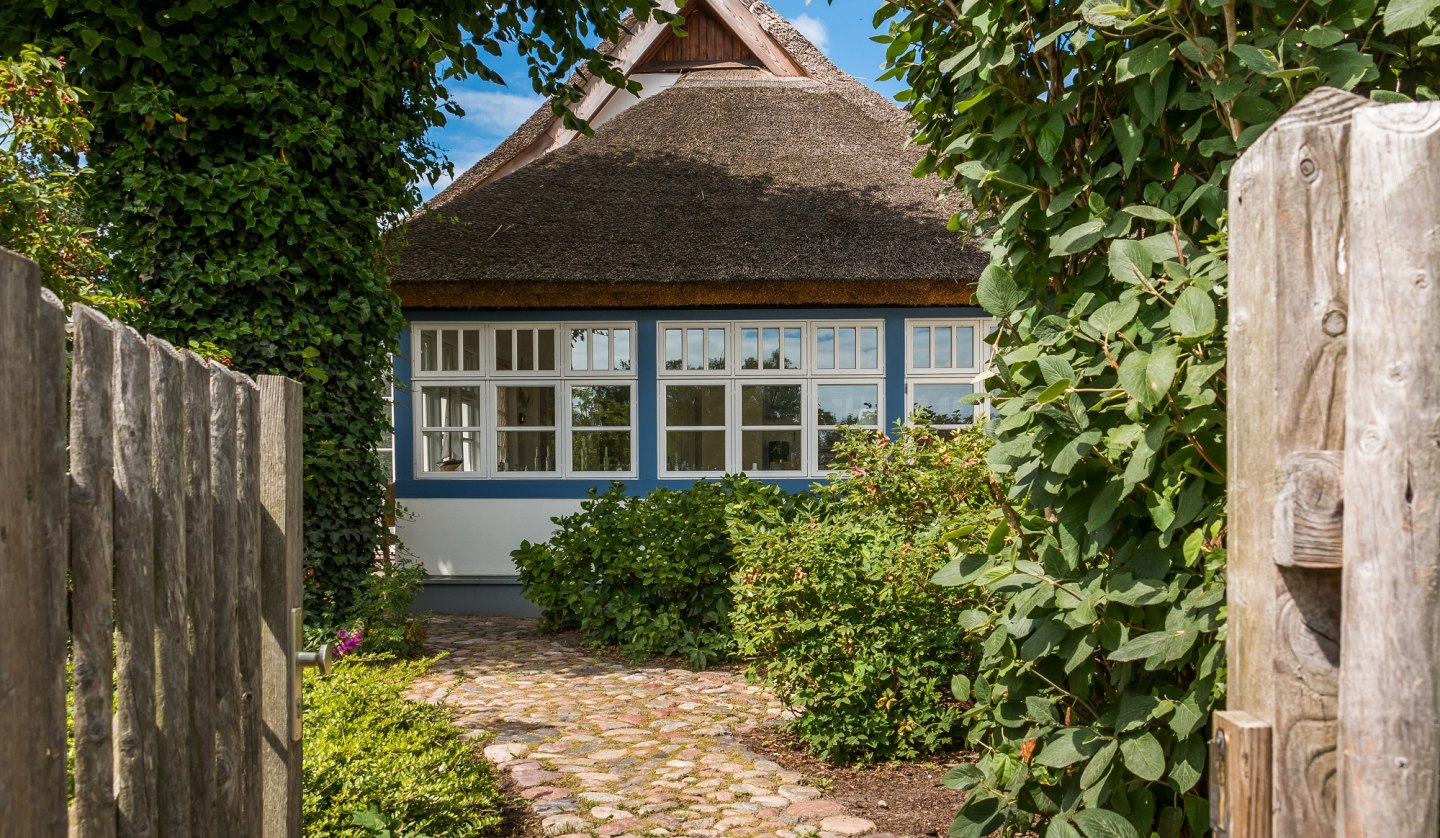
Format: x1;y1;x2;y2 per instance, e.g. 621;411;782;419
514;476;796;668
730;422;995;763
877;0;1440;834
3;0;676;625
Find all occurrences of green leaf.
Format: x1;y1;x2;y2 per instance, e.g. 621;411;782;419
1051;220;1107;257
1116;692;1161;732
952;674;972;702
1080;740;1118;790
1038;113;1066;163
1108;239;1153;285
1230;43;1280;75
1110;630;1177;663
1116;40;1170;82
1118;350;1150;403
977;264;1025;315
1145;345;1179;404
1120;732;1166;782
1036;377;1072;405
1073;807;1141;838
1089;298;1139;335
931;558;968;587
1047;820;1083;838
1122;204;1176;224
1171;286;1216;338
1385;0;1440;32
1112;115;1142;175
1036;728;1100;768
1169;734;1205;792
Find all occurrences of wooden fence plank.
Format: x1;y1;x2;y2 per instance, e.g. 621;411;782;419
37;286;70;836
114;325;158;838
259;375;304;838
182;351;215;836
150;337;191;837
210;364;242;835
70;305;118;838
1274;451;1345;569
1211;711;1273;838
236;376;264;833
1337;100;1440;837
1227;86;1370;836
0;249;61;836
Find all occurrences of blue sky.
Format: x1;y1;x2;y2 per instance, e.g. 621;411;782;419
420;2;900;200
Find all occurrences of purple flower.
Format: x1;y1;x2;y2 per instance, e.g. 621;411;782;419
335;627;364;656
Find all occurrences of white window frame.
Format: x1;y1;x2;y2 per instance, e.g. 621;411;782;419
656;320;886;478
904;317;996;429
813;378;885;471
564;324;637;377
409;322;637;479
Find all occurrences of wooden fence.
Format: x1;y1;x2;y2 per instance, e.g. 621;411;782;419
0;247;308;837
1218;89;1440;836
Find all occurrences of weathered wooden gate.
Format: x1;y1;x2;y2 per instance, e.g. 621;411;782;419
1218;88;1440;836
0;247;313;837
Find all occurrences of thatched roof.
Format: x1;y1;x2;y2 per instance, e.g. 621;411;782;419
390;2;982;309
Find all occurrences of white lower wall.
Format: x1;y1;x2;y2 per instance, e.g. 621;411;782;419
396;497;584;577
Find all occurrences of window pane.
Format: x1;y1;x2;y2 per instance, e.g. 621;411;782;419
419;330;438;372
614;329;632;371
818;429;848;470
784;327;802;370
707;328;726;371
516;329;534;370
817;384;879;426
666;385;726;426
423;431;480;473
665;328;684;371
538;329;556;371
838;327;856;369
422;387;481;428
573;430;631;472
817;327;835;369
934;327;953;369
762;328;781;370
742;429;802;472
593;329;611;371
666;430;726;472
496;386;556;427
860;327;879;369
913;382;975;425
742;328;760;370
441;329;459;371
687;328;705;371
496;431;556;473
494;329;513;371
955;326;976;368
741;384;802;426
571;329;590;371
912;326;931;368
462;330;481;371
572;385;631;427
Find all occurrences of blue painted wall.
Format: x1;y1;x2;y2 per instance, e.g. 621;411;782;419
393;306;985;500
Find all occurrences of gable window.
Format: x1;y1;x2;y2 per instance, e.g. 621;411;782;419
658;320;883;477
412;323;637;478
905;318;994;429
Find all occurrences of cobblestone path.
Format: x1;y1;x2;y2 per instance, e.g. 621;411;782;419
410;616;888;838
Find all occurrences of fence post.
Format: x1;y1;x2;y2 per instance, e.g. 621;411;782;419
71;305;119;838
182;351;216;836
236;377;264;835
0;249;68;836
259;375;304;838
1337;100;1440;836
1225;86;1371;835
210;365;242;833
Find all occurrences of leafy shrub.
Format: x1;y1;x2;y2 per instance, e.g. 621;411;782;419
514;475;795;668
729;422;994;763
876;0;1439;833
306;554;429;659
302;658;503;838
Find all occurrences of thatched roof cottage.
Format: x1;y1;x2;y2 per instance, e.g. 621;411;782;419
387;0;991;613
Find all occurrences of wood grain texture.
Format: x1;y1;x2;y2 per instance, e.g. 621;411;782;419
209;364;242;836
1337;99;1440;837
0;250;60;837
235;376;264;834
1227;85;1370;836
113;325;158;838
705;0;803;76
1274;451;1344;568
69;305;118;838
259;375;304;838
181;351;215;836
149;337;191;838
1212;712;1273;838
36;286;70;837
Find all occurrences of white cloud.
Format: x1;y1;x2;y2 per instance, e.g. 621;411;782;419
449;89;545;133
792;13;830;52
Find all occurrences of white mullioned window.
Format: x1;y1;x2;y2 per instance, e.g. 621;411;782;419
411;322;638;478
904;317;996;429
657;320;884;478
